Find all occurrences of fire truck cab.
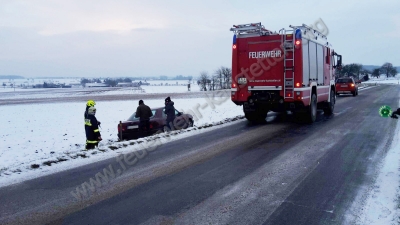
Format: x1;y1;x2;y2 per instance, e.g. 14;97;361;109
230;22;342;123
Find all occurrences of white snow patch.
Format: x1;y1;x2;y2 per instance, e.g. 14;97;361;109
363;74;400;85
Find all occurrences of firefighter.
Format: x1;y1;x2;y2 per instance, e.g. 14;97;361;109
164;96;176;131
85;100;95;117
391;108;400;119
84;106;102;150
85;100;101;126
135;100;153;138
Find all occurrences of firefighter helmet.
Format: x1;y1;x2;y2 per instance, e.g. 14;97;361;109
87;100;96;107
88;107;96;115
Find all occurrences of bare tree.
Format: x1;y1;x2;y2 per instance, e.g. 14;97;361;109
352;64;363;80
390;67;398;77
372;68;380;78
210;74;218;91
215;66;232;89
214;67;223;90
199;71;209;91
207;79;212;91
222;67;232;89
336;63;362;79
381;62;397;77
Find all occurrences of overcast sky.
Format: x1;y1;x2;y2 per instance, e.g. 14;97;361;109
0;0;399;77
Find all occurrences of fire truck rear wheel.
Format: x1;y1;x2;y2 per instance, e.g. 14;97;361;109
245;112;257;122
307;94;317;123
245;111;267;123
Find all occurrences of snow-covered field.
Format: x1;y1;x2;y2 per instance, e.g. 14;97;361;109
0;78;81;86
0;79;201;99
0;78;193;87
363;74;400;85
0;78;180;87
0;89;243;187
99;84;201;95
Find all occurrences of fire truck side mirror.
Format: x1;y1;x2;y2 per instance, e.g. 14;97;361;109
337;55;342;67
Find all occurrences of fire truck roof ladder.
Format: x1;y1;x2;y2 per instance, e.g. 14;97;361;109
289;24;327;41
280;28;295;99
230;22;273;35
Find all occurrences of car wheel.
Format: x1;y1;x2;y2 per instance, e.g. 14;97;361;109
163;126;169;133
352;91;356;97
188;119;194;127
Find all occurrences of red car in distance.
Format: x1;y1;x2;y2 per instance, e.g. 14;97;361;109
117;107;194;140
335;77;359;97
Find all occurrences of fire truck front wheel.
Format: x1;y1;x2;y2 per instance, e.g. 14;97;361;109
323;90;335;115
307;94;317;123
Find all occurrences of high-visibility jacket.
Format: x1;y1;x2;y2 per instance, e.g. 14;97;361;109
84;111;100;142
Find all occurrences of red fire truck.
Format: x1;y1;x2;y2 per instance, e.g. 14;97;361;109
230;22;342;123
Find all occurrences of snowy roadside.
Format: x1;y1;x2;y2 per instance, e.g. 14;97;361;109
351;100;400;224
0;95;244;187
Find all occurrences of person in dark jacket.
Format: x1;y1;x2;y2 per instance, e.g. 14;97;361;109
84;106;102;150
391;108;400;119
135;100;153;137
164;96;176;131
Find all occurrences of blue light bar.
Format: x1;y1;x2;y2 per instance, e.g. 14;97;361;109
295;29;302;39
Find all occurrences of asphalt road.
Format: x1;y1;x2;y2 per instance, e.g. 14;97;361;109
0;85;398;225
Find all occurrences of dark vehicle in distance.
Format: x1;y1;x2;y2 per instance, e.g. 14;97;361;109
336;77;358;96
117;107;194;140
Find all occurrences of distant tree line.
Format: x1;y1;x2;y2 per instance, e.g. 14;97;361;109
174;75;193;80
40;82;71;88
197;66;232;91
104;78;132;86
336;63;369;80
80;78;133;87
336;62;398;80
0;75;24;79
80;78;102;87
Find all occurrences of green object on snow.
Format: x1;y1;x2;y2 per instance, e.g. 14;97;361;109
379;105;392;118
